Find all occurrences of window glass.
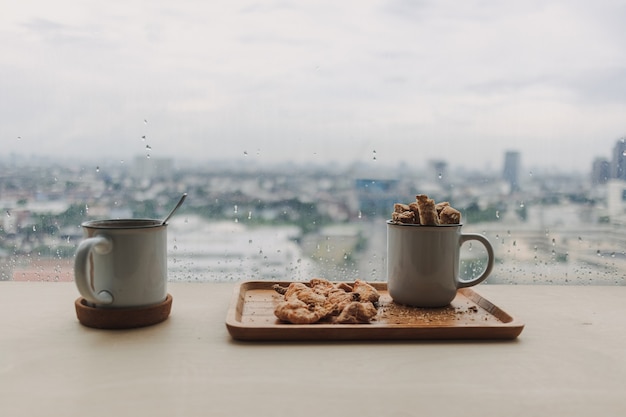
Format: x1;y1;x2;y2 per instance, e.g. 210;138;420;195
2;1;625;285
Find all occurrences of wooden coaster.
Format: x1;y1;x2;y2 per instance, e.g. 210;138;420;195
75;294;173;329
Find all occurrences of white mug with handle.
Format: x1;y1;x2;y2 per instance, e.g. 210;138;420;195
74;219;168;308
387;220;494;307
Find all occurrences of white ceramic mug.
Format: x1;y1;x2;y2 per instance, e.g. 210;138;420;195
387;220;494;307
74;219;168;308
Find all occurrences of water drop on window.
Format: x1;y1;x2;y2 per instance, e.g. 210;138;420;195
96;166;100;173
144;119;148;124
146;145;152;150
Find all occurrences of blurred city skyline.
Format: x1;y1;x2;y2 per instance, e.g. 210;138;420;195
2;0;626;172
2;139;621;179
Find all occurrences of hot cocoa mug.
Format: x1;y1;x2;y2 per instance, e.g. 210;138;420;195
386;221;494;307
74;219;168;308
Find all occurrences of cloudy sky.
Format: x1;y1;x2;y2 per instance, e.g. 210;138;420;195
2;0;625;172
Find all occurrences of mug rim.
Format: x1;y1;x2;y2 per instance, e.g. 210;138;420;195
81;219;164;229
386;219;462;227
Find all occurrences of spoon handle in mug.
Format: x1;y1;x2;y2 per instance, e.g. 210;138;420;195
74;236;114;305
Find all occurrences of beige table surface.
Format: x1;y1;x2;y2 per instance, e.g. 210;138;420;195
1;282;625;417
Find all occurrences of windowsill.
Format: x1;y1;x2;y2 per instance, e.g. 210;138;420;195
1;282;625;416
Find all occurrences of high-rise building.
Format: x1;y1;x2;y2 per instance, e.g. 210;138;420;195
611;139;626;180
591;157;610;185
429;160;448;182
503;151;520;193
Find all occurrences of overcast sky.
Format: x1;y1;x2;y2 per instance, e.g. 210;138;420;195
2;0;625;173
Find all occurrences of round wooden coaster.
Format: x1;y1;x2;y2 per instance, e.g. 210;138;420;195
75;294;173;329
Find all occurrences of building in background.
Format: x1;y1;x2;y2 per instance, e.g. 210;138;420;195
592;157;611;185
611;139;626;180
354;178;401;218
132;156;174;181
503;151;521;193
429;160;448;182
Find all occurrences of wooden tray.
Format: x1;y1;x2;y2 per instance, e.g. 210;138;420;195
225;281;524;341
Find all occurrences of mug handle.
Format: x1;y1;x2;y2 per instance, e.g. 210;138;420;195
74;236;115;305
457;233;495;288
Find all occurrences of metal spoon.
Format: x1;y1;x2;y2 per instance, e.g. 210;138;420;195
162;193;187;225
